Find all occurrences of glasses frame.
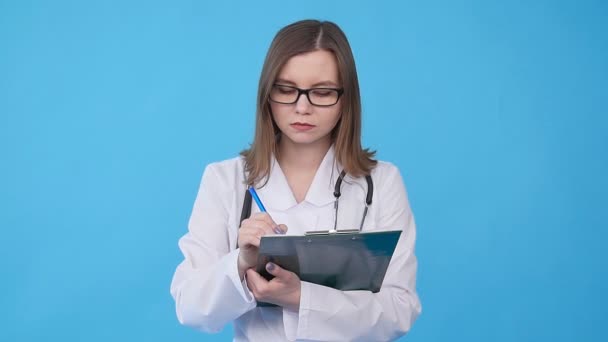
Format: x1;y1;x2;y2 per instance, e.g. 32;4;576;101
269;84;344;107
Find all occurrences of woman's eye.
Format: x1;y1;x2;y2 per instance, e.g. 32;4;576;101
312;90;332;97
277;87;296;94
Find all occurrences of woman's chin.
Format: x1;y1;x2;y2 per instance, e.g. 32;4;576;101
281;133;330;147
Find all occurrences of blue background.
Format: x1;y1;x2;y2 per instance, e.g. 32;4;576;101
1;0;606;341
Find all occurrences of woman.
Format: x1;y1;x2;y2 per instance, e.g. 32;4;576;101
170;19;421;341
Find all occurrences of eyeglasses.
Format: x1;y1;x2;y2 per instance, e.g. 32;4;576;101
269;84;344;107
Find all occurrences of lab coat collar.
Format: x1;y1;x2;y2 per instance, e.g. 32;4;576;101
304;145;341;207
255;145;340;211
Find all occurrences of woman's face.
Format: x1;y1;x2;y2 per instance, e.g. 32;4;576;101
270;49;342;150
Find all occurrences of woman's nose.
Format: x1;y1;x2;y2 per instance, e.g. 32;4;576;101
294;92;312;114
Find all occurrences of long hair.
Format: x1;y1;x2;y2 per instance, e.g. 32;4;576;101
241;19;376;186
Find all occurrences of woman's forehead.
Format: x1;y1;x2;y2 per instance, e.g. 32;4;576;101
277;50;340;87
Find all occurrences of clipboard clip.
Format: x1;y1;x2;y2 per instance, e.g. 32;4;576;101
304;229;360;236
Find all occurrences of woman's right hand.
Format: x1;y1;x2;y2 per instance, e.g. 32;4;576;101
237;212;287;279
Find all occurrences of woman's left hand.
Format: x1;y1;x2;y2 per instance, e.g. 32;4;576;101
246;263;301;311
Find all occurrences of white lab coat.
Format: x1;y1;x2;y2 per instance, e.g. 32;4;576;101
170;146;421;341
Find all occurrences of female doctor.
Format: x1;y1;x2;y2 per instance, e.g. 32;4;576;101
170;20;421;341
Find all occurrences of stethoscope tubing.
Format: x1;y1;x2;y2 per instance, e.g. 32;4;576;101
239;170;374;234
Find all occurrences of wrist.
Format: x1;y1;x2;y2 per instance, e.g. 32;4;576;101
237;254;248;280
284;282;302;312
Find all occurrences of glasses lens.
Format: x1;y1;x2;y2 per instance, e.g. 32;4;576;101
270;85;298;104
309;88;340;106
269;85;341;106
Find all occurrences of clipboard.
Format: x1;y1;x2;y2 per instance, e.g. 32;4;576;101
255;230;402;306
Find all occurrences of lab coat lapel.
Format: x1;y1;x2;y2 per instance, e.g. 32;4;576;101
253;145;341;211
304;145;341;207
254;156;297;211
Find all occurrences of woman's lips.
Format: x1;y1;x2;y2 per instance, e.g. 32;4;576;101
291;123;315;131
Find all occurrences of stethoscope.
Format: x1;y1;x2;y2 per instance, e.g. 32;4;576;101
240;170;374;232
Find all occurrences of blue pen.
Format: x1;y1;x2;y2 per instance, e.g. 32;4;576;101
248;187;267;212
248;187;284;234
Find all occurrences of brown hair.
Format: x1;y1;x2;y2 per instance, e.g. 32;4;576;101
241;19;376;186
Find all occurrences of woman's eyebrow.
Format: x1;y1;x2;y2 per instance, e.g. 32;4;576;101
275;78;296;85
275;78;340;88
311;81;340;88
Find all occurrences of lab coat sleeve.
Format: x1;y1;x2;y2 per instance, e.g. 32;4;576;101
289;164;422;341
170;164;256;333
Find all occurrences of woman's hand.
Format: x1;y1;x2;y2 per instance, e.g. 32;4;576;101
237;212;287;279
246;262;301;311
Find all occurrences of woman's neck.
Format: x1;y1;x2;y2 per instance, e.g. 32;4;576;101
276;137;332;203
277;138;331;172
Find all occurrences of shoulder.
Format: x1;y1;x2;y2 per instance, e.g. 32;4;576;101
370;160;412;217
205;156;245;173
201;156;246;188
345;160;404;189
369;160;410;199
371;160;403;182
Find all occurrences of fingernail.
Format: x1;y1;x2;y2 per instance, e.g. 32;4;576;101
266;262;275;272
273;227;283;234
